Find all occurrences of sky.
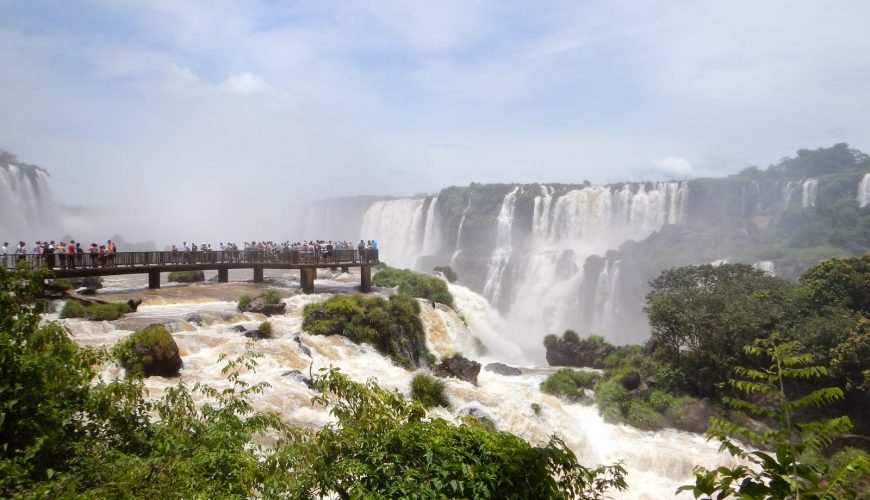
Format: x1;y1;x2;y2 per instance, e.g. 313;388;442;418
2;1;870;241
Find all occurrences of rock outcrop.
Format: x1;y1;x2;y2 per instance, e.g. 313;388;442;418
247;296;286;316
115;324;183;377
545;338;614;369
433;355;481;385
484;362;521;376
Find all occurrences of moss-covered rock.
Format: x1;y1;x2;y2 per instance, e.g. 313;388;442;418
168;270;205;283
372;266;454;307
60;300;132;321
237;289;286;315
302;293;429;368
540;368;599;403
410;372;449;408
113;324;183;377
433;354;481;385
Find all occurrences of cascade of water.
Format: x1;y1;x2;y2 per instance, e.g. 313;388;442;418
481;186;520;303
753;260;775;276
449;192;474;268
859;173;870;208
360;198;426;269
420;196;442;256
506;181;688;350
0;163;58;239
801;179;818;207
782;181;797;209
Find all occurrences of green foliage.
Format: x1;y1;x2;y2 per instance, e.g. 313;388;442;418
531;403;542;417
540;369;599;404
49;278;74;290
302;367;628;499
433;265;458;283
0;264;629;498
302;293;430;368
626;401;665;431
167;270;205;283
112;324;181;377
237;289;282;312
543;333;559;348
258;321;273;336
648;390;675;412
800;254;870;313
410;373;449;408
237;294;252;312
562;329;581;344
260;288;282;305
680;334;870;499
372;266;455;307
60;300;132;321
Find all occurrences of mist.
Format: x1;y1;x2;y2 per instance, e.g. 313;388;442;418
3;1;870;245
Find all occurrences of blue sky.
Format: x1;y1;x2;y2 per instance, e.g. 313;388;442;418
2;0;870;238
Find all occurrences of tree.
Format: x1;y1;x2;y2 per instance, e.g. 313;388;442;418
679;334;870;499
644;263;796;397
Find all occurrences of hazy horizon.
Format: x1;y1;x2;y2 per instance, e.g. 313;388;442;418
3;1;870;241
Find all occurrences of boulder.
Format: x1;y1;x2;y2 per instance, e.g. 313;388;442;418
666;397;714;434
127;298;142;312
433;355;481;385
115;324;183;377
230;324;247;333
244;329;271;340
281;369;314;388
620;371;641;391
545;338;614;369
291;334;312;357
484;362;521;376
248;296;286;316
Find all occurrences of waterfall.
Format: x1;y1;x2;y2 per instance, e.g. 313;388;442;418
859;173;870;208
801;179;818;207
0;162;58;240
481;186;520;303
782;181;797;209
449;193;473;268
360;198;427;269
753;260;775;276
504;181;689;351
420;196;442;256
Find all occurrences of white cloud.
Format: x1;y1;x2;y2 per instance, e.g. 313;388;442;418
220;72;272;96
650;156;693;178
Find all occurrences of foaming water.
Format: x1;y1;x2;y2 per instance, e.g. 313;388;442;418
60;277;741;498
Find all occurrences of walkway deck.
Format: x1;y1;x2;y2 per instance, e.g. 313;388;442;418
2;249;379;293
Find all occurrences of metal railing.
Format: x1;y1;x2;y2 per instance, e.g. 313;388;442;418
0;249;379;271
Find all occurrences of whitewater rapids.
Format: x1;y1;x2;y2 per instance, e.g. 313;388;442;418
55;269;741;498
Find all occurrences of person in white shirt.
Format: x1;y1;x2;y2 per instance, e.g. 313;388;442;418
1;242;7;268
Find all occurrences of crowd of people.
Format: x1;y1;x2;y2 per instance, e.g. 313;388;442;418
1;239;118;269
1;238;379;268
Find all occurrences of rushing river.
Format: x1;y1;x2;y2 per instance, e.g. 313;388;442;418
54;269;741;498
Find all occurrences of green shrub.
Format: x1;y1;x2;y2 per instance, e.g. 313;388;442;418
601;404;625;424
531;403;542;417
261;289;282;305
540;369;599;403
543;334;559;349
60;300;132;321
372;267;454;307
433;265;458;283
112;324;182;377
410;373;449;408
167;270;205;283
627;401;665;430
302;293;430;368
237;294;252;312
258;321;273;336
648;390;675;412
562;330;581;344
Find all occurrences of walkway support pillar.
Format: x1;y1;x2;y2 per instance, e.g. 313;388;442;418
148;270;161;289
340;265;349;273
253;267;264;283
301;267;316;294
218;267;229;283
360;265;372;292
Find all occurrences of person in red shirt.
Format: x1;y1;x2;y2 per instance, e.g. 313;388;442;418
68;240;76;269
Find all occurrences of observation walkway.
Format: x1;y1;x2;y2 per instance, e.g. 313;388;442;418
3;249;378;293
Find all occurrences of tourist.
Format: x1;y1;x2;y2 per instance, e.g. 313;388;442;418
89;243;98;267
1;242;7;268
107;239;116;267
68;240;76;269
